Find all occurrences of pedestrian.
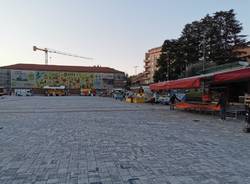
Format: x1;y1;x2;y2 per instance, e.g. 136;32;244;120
244;104;250;132
152;92;159;104
217;92;227;120
169;94;180;110
138;86;144;96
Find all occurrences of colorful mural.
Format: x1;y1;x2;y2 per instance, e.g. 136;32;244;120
11;70;35;88
11;70;104;89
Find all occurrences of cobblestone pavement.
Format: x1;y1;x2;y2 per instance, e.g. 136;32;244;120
0;96;250;184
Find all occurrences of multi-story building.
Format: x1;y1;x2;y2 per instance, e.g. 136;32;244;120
0;63;126;94
0;68;10;94
130;46;162;86
130;72;147;86
237;47;250;63
144;46;162;84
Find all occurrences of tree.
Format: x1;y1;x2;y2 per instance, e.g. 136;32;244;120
124;73;131;90
210;9;249;64
154;39;187;82
154;9;249;82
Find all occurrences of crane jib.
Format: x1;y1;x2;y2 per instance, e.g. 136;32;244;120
33;45;93;65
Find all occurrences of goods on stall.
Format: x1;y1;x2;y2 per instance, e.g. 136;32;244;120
175;102;220;112
125;91;145;103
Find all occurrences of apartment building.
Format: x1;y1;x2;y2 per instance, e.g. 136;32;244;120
144;46;162;84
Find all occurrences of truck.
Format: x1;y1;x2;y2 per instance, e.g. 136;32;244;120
15;89;33;96
43;86;68;96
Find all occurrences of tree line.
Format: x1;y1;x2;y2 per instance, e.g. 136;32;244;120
154;9;250;82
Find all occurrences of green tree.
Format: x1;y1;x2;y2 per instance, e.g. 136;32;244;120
125;74;131;90
154;39;186;82
210;9;249;64
181;9;249;66
154;9;249;82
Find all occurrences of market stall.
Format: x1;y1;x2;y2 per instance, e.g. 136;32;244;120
150;67;250;114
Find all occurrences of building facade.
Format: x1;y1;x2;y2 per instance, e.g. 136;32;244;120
0;64;126;94
130;72;147;86
237;47;250;63
0;68;10;94
144;46;162;84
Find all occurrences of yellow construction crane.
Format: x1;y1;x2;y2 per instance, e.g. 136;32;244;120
33;46;93;65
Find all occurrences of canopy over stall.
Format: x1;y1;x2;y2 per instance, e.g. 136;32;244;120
213;67;250;84
149;77;201;91
150;67;250;91
149;67;250;112
149;81;168;91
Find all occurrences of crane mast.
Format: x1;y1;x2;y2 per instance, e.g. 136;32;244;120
33;46;93;65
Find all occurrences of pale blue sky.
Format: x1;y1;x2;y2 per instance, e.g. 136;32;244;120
0;0;249;75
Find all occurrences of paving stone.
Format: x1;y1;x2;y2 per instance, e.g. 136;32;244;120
0;96;250;183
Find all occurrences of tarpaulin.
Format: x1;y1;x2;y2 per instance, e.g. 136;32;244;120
149;81;168;91
149;67;250;91
149;77;201;91
167;77;201;90
213;67;250;83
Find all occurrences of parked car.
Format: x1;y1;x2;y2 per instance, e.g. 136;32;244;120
157;95;170;105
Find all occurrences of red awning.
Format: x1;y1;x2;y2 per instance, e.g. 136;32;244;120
149;81;168;91
150;67;250;91
150;77;201;91
213;67;250;83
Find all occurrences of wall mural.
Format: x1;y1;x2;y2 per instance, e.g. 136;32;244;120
11;70;107;89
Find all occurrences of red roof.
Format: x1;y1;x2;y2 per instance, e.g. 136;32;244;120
150;67;250;91
150;77;201;91
149;81;168;91
1;63;124;74
213;67;250;84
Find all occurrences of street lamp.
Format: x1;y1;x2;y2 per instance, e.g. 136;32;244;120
162;52;171;80
200;28;210;73
202;37;206;72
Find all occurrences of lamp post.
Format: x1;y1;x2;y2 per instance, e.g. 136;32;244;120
162;52;171;81
202;37;206;72
200;28;209;73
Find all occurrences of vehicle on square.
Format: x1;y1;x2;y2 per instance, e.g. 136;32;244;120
43;86;68;96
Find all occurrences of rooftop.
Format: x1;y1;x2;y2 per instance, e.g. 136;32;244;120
1;63;124;74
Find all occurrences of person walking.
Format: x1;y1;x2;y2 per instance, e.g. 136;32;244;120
217;92;227;120
169;94;180;110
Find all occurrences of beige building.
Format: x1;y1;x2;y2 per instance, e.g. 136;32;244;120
144;46;162;84
237;47;250;63
130;72;147;86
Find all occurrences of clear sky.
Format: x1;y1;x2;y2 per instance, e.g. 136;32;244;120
0;0;249;75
